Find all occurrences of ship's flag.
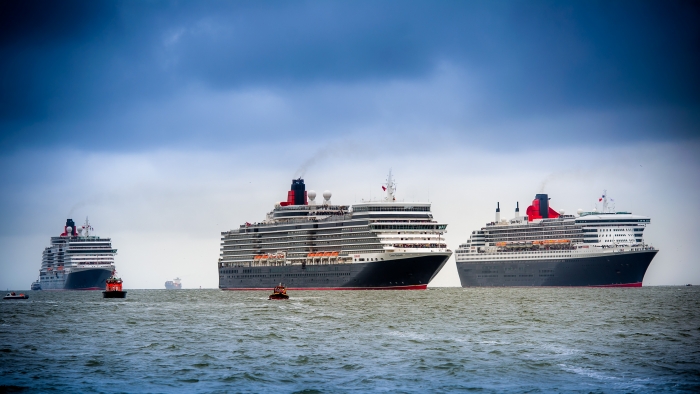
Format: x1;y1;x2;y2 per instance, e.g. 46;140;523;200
382;186;387;191
599;198;603;201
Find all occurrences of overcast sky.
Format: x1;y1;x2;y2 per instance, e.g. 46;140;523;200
1;0;699;289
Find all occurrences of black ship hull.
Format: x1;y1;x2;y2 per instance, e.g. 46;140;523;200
220;254;449;290
63;268;113;290
457;250;657;287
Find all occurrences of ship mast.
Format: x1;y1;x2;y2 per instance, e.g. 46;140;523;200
384;170;396;202
83;217;92;237
602;190;608;213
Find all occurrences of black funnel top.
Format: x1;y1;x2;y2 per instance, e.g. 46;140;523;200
291;179;306;205
535;194;549;218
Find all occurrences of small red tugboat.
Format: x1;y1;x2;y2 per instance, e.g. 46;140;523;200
268;283;289;300
103;272;127;298
3;292;28;300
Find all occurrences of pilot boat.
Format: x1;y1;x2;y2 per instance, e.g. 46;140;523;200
3;292;28;300
102;272;127;298
268;284;289;300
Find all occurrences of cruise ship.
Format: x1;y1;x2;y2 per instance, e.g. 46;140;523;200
456;192;657;287
38;218;117;290
218;172;451;290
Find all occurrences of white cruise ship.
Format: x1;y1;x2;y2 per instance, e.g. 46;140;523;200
38;218;117;290
456;192;658;287
218;172;451;290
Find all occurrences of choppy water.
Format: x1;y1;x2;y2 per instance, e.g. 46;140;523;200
1;287;699;393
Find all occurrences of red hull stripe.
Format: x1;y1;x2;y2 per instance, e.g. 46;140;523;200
463;282;644;288
589;282;642;288
222;284;428;291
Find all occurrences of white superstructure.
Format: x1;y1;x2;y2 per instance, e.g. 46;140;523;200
457;192;653;260
218;172;451;289
39;218;117;290
455;192;657;287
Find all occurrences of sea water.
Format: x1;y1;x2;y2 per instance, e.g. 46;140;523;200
1;287;698;393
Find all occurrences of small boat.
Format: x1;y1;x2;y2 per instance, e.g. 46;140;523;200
269;284;289;300
3;292;28;300
31;280;41;291
102;272;127;298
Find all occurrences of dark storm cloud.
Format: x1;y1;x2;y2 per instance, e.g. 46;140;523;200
1;0;699;151
1;1;111;118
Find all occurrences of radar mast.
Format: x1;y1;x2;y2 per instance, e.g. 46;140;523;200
82;217;93;237
384;170;396;202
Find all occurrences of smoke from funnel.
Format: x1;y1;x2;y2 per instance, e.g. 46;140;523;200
67;193;106;218
538;170;591;194
538;174;555;193
293;139;369;178
68;202;87;218
294;150;331;179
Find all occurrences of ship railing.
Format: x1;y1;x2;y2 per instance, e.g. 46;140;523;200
482;244;656;255
390;243;447;249
222;252;389;267
247;258;352;267
370;219;439;223
238;214;355;229
495;245;577;251
276;204;350;211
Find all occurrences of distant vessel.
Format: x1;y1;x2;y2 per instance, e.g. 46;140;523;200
218;171;451;290
456;192;657;287
39;218;117;290
30;280;41;291
165;278;182;289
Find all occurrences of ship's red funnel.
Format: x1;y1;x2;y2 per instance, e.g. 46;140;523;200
526;194;560;221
